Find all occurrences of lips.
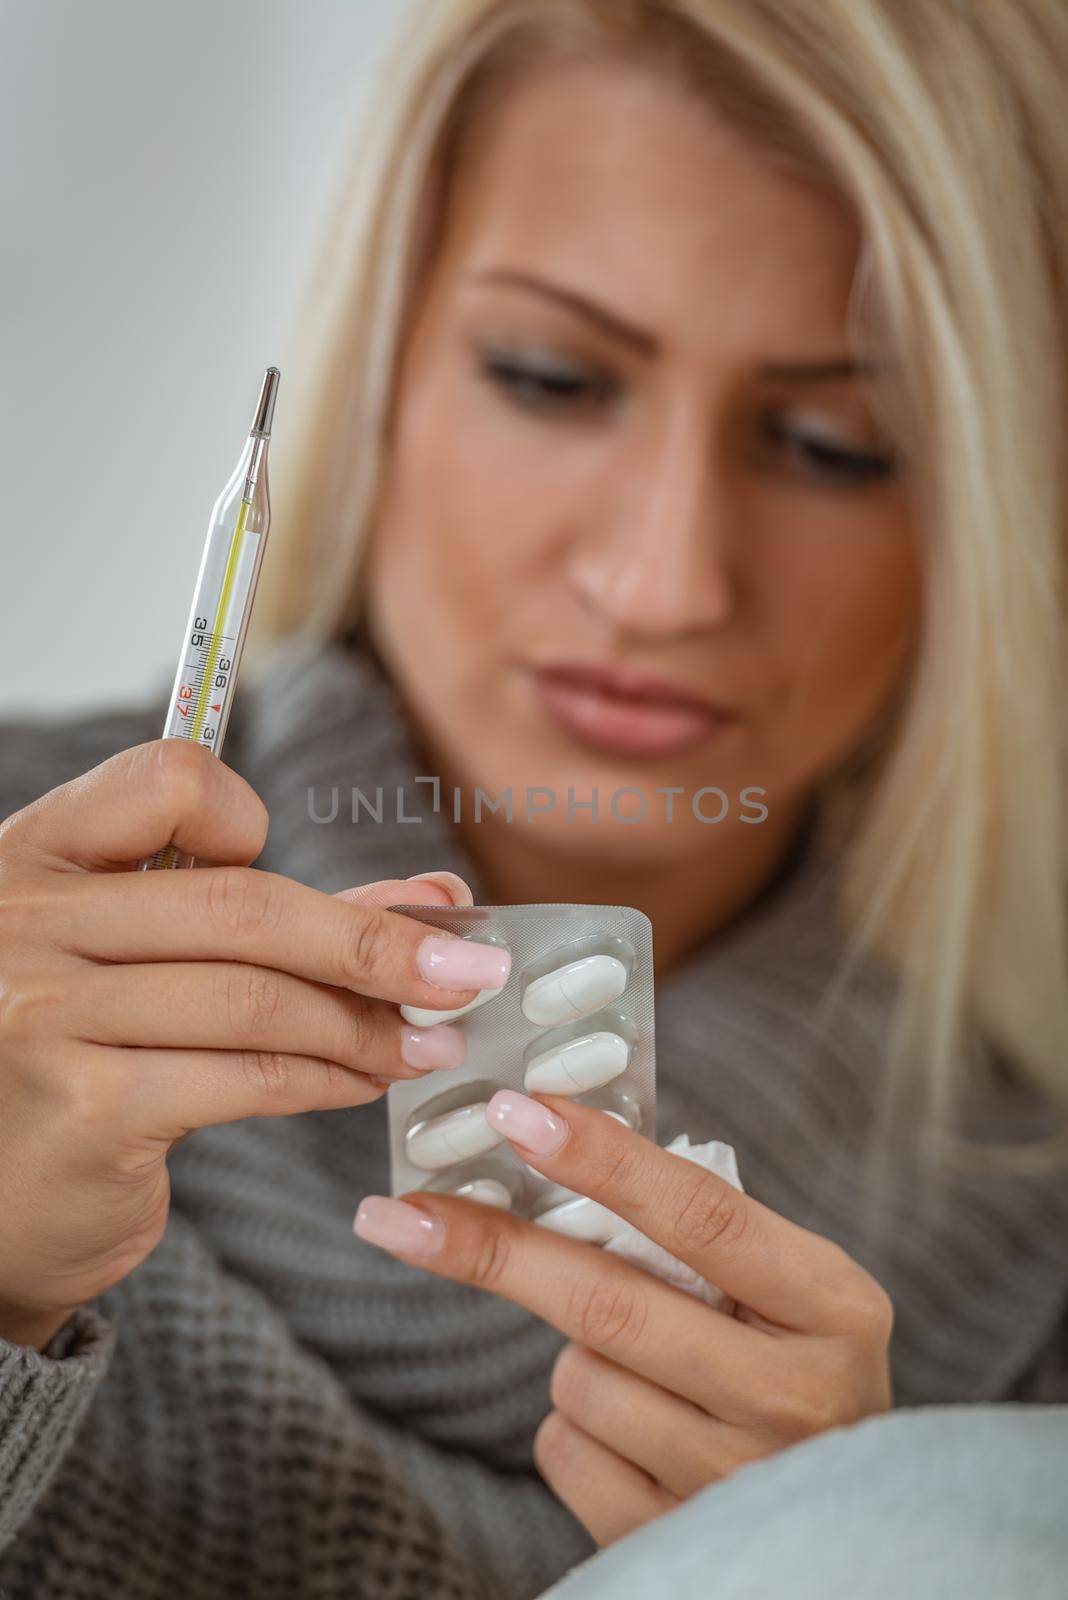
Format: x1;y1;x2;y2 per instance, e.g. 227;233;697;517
526;659;737;759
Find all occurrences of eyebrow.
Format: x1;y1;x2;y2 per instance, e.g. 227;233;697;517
470;268;658;355
467;267;880;380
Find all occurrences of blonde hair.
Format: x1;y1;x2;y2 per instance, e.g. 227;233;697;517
252;0;1068;1172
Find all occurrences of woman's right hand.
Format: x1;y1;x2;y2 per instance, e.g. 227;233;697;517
0;738;499;1352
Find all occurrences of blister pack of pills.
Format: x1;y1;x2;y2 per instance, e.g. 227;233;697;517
386;903;655;1223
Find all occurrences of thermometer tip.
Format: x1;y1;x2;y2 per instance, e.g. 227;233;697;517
252;367;281;437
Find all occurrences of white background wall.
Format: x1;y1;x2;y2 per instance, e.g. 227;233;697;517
1;0;409;716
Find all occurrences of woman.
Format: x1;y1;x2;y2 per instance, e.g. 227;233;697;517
1;2;1066;1597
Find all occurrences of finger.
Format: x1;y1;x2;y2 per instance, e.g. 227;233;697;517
335;871;474;909
550;1343;756;1499
533;1410;677;1547
25;867;511;1011
57;962;466;1082
1;739;270;874
354;1191;763;1421
43;1040;387;1158
489;1091;861;1332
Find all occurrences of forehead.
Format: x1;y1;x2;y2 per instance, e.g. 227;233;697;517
439;59;861;354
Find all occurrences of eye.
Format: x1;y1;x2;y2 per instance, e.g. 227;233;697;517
762;413;899;486
476;345;619;416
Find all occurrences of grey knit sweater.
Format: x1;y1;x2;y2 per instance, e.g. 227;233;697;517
1;632;1066;1600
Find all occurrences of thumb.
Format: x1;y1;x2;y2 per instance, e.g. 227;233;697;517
333;870;474;911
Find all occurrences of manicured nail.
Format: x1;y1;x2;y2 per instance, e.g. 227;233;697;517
485;1090;568;1156
405;871;474;906
400;1023;466;1070
416;935;511;991
354;1196;445;1256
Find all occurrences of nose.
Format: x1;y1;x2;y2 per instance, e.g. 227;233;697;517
567;396;736;642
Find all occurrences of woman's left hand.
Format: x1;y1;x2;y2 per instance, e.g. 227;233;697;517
354;1091;894;1547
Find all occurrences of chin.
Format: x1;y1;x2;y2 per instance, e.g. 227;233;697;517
519;805;717;869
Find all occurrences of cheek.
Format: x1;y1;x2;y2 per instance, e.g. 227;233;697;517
763;518;922;744
377;359;569;629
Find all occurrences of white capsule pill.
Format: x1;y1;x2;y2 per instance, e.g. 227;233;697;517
405;1102;505;1171
523;1030;630;1095
400;988;499;1028
535;1194;626;1244
448;1177;513;1209
520;955;628;1027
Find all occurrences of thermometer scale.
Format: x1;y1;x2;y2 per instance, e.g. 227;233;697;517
138;366;280;871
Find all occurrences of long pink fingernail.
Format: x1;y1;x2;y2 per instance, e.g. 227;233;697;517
486;1090;568;1156
416;935;511;990
400;1024;466;1069
354;1196;445;1256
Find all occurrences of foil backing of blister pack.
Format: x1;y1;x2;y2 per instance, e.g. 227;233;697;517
387;903;656;1218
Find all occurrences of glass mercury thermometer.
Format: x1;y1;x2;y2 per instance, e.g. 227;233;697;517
138;366;280;871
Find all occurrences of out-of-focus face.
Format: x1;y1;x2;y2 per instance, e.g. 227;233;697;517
366;59;921;872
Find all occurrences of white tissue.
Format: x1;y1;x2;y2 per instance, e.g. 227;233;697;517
601;1134;744;1312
